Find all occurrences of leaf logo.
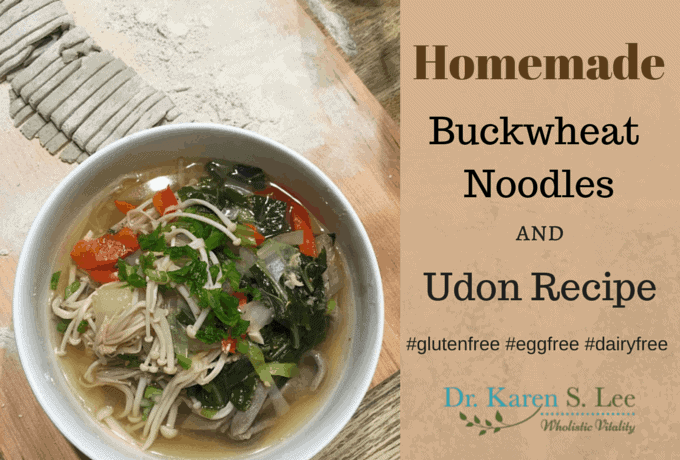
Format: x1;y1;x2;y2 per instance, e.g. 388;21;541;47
460;406;542;435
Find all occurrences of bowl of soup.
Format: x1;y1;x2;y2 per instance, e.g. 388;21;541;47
13;123;384;459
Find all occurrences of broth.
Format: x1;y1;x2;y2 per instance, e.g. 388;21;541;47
51;158;353;458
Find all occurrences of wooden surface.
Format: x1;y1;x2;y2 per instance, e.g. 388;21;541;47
314;371;400;460
298;0;400;122
0;0;400;459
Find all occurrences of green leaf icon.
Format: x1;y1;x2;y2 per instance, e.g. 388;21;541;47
460;413;467;421
494;427;501;433
485;420;492;426
495;411;503;422
474;416;480;423
466;422;473;427
479;430;486;436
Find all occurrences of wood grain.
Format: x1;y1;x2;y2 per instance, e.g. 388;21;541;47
313;371;400;460
297;0;400;122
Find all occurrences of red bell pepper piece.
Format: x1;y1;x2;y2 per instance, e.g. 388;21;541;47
221;337;237;354
233;292;248;308
71;237;132;270
107;227;140;251
70;228;139;283
153;186;178;216
290;204;317;257
244;224;265;246
114;200;136;214
87;267;119;284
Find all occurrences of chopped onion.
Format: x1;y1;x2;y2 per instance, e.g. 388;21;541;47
272;230;304;246
235;247;257;275
241;301;274;343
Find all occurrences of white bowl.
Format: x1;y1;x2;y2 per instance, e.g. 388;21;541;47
13;123;384;460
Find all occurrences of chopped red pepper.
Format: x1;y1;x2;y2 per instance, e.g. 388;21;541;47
233;292;248;308
153;186;178;216
244;223;265;246
255;186;298;205
71;237;132;270
87;267;119;284
114;200;136;214
256;186;317;257
221;337;237;354
70;228;139;283
290;204;317;257
107;227;139;251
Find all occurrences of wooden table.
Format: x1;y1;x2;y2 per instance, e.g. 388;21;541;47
0;0;399;458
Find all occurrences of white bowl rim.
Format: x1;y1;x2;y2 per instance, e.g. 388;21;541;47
13;122;385;460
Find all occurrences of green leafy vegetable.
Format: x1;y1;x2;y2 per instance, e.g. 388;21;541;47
219;262;242;290
197;289;249;337
164;245;199;261
138;225;166;251
221;246;240;261
144;269;170;284
247;195;289;238
56;318;71;333
139;253;156;272
117;259;146;288
200;407;219;418
50;271;61;290
77;320;88;333
168;260;207;296
187;358;258;411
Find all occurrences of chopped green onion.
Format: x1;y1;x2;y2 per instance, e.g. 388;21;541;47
50;271;61;290
77;320;88;333
326;298;337;314
242;341;274;386
64;281;80;299
176;354;192;370
142;406;152;421
200;407;219;419
56;318;71;333
267;362;299;378
144;386;163;400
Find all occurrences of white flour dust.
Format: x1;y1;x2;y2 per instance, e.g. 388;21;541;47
0;326;17;354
